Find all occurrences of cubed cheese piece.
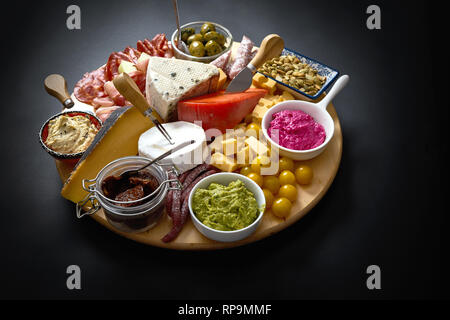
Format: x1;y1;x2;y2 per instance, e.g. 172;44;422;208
245;136;269;156
210;153;238;172
236;146;249;166
259;78;277;94
236;136;246;150
234;122;247;131
118;60;137;74
236;145;258;166
146;57;219;121
265;94;280;101
250;84;258;89
271;96;283;104
217;68;227;90
209;134;225;153
252;73;268;87
252;105;269;123
222;138;237;156
137;52;151;64
233;126;246;137
258;97;276;108
281;90;295;100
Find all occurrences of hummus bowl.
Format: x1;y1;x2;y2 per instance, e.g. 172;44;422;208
39;110;102;161
188;172;265;243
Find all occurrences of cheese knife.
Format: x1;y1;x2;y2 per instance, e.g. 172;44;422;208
113;73;175;145
44;74;75;109
226;34;285;93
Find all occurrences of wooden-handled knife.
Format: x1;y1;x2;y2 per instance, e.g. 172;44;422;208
226;34;284;92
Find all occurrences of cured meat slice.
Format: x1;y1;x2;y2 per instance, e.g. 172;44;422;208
123;46;140;64
137;40;151;55
104;81;126;106
74;34;173;108
74;66;108;105
92;97;114;108
105;52;133;81
95;106;121;122
210;50;231;70
227;35;254;79
162;166;219;243
128;70;146;95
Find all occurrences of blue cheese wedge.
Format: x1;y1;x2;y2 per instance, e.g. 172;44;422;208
145;57;219;121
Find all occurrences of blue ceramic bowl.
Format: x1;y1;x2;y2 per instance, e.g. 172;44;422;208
257;48;339;100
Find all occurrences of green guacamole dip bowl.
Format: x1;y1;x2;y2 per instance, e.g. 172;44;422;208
188;172;265;243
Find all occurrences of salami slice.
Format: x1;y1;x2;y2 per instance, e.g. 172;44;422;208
105;51;133;81
227;35;254;79
123;46;140;64
210;50;231;70
74;66;108;105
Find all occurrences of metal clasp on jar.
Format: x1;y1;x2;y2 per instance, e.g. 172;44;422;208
76;165;183;219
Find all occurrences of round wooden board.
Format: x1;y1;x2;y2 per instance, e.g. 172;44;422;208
55;40;343;250
56;104;342;250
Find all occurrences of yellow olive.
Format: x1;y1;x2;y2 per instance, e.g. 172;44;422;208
263;176;280;194
187;33;203;45
278;184;297;202
204;40;222;56
278;170;296;186
295;165;313;185
200;22;216;35
189;41;205;57
278;157;294;173
272;197;292;218
246;172;263;188
246;122;261;138
240;166;253;176
263;189;274;209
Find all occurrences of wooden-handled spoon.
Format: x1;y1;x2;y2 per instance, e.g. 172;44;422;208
44;74;74;109
226;34;285;92
113;73;175;144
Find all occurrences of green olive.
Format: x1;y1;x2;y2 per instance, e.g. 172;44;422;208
200;22;216;35
203;31;226;46
204;40;222;56
187;33;203;45
181;28;195;43
189;41;205;57
216;33;226;46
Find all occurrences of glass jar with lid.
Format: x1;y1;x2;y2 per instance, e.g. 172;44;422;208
77;156;181;233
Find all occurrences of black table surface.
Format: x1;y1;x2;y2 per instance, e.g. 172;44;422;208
1;0;447;299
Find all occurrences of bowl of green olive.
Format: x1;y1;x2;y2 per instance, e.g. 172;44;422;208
171;21;233;63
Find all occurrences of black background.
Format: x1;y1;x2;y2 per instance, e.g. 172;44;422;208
1;0;447;300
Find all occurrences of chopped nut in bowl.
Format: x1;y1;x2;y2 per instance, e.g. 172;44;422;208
257;48;339;100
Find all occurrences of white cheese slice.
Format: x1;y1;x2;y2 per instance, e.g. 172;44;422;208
138;121;207;173
145;57;219;121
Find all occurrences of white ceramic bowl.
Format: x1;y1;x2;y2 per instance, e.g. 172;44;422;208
188;172;265;242
261;75;349;161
